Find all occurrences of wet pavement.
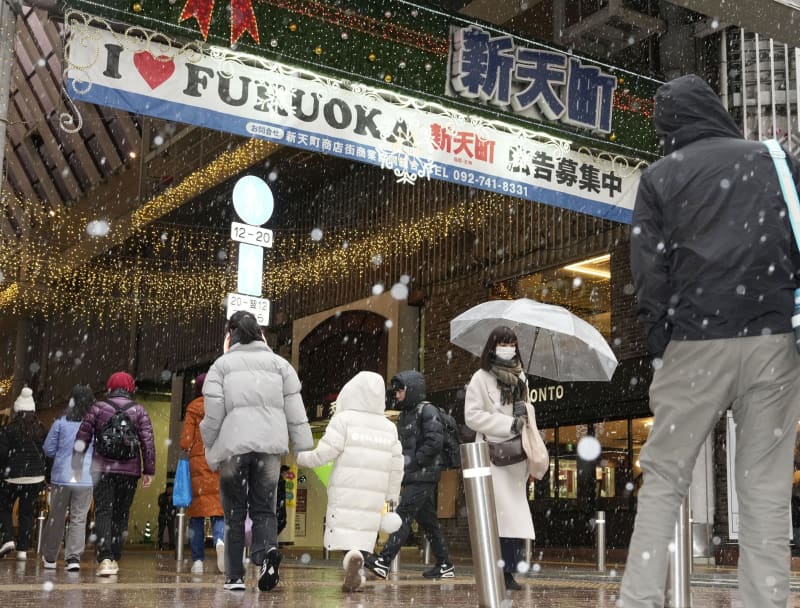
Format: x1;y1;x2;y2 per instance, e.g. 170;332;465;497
3;548;800;607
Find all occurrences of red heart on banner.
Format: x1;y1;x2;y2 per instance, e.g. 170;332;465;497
133;51;175;90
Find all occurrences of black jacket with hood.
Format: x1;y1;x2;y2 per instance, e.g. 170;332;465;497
392;370;444;485
631;74;800;356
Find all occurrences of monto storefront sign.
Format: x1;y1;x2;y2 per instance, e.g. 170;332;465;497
448;26;617;134
66;19;642;223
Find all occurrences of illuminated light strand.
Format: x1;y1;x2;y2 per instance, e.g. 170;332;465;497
0;192;517;324
613;89;653;119
262;0;449;56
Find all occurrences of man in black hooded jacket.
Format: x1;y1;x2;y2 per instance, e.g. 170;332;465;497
363;370;455;580
620;74;800;608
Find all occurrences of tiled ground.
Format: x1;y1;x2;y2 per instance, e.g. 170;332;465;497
3;549;800;607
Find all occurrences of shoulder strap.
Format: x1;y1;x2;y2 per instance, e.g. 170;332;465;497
102;399;136;413
764;140;800;317
765;139;800;245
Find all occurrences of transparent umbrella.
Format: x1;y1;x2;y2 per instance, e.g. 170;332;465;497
450;298;618;381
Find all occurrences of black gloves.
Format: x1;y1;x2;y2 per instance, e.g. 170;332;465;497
511;416;526;434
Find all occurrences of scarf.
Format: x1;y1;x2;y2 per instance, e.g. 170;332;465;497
489;357;525;404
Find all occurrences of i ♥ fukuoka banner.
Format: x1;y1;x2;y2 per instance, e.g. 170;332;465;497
66;22;642;223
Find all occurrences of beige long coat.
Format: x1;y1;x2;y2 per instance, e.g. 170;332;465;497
464;368;535;540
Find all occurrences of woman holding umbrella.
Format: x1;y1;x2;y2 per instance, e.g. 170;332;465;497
464;326;534;591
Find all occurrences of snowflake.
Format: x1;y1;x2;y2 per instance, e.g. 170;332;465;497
253;81;293;115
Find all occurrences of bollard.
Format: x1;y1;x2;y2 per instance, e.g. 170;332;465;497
523;538;532;566
461;442;504;608
35;510;46;554
423;538;432;565
175;508;185;562
595;510;606;573
665;496;692;608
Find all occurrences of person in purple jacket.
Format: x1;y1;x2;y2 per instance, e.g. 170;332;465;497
73;371;156;577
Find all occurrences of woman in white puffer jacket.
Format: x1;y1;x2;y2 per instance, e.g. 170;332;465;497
297;371;403;592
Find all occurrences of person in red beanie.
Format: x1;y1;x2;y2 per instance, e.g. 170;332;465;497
73;371;156;578
180;372;225;574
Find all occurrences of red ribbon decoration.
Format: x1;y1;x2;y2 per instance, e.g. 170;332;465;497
180;0;260;45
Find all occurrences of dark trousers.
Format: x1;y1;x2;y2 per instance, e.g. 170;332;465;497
0;481;44;550
500;537;523;573
219;452;280;579
93;473;138;562
157;516;175;549
380;482;450;564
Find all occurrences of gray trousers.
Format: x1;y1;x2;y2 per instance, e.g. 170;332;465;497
620;334;800;608
41;483;93;563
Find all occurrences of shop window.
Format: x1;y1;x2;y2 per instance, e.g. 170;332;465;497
556;425;579;499
594;419;629;498
492;254;611;340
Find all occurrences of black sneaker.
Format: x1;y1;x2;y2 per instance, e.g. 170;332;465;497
363;553;389;579
504;572;522;591
223;578;246;591
65;559;80;572
258;548;282;591
422;561;455;579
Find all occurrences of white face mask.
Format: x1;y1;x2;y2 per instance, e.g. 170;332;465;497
495;345;517;361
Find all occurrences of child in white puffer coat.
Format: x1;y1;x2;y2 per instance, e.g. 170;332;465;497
296;371;403;592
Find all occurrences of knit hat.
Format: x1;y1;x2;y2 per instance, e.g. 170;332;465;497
13;387;35;412
193;373;207;398
106;371;135;394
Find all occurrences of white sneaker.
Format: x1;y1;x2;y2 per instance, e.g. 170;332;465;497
216;539;225;574
42;557;56;569
96;558;118;576
0;540;15;558
16;551;26;561
191;560;203;574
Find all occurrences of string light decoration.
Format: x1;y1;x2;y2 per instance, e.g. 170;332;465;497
0;377;10;396
0;138;279;323
0;188;514;324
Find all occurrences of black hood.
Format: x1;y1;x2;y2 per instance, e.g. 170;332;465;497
654;74;742;154
391;370;426;410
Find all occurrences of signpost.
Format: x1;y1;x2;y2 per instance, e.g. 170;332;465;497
226;175;274;322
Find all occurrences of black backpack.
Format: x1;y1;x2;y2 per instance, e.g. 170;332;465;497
95;400;141;461
418;402;462;470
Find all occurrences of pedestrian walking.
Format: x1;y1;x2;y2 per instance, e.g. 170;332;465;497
277;465;289;536
0;387;47;561
73;371;156;577
156;483;176;550
297;371;403;592
464;326;535;591
40;384;96;571
200;310;313;592
619;74;800;608
363;370;455;580
179;372;225;574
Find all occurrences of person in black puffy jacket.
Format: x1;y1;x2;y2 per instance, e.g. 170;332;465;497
0;387;46;561
363;370;454;580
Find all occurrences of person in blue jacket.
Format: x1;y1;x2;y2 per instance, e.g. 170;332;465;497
41;385;95;571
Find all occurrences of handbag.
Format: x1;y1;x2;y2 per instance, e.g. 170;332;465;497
172;457;192;508
521;402;550;480
488;434;526;466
